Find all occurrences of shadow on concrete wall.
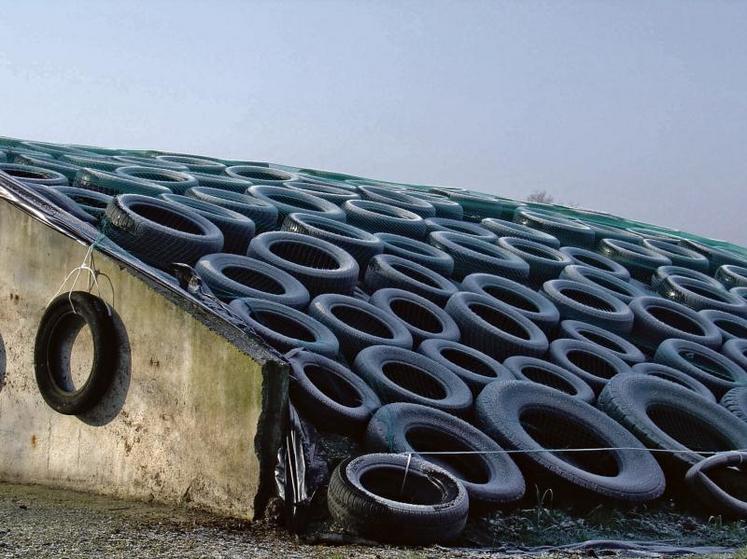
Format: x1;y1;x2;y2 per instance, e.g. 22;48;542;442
0;331;5;394
79;308;131;427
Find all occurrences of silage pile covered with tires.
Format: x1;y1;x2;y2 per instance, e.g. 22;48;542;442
2;136;747;545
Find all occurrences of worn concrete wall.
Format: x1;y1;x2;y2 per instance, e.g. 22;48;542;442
0;199;287;519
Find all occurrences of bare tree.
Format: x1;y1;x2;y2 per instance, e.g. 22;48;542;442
526;190;554;204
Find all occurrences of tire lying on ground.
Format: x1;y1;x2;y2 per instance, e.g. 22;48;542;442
374;233;454;277
480;217;561;248
115;166;198;194
449;191;518;221
309;294;413;359
369;288;460;346
541;279;633;334
282;212;383;274
429;231;530;281
366;403;525;506
685;451;747;518
327;453;469;544
229;298;338;357
631;362;716;402
417;338;514;396
715;264;747;289
503;355;596;404
364;254;457;306
424;217;497;242
461;273;560;334
629;296;722;352
406;191;463;220
723;338;747;372
353;346;473;416
598;374;747;491
656;275;747;316
651;265;725;292
161;193;255;254
357;184;437;218
0;162;69;186
185;186;278;232
513;208;595;248
190;171;254;193
445;291;548;361
476;381;666;503
641;238;710;273
599;238;672;281
654;339;747;398
559;265;645;305
699;309;747;343
549;338;633;395
51;186;112;221
578;221;643;246
24;184;98;225
287;350;381;435
343;199;427;238
224;164;296;185
679;239;746;274
194;253;309;307
102;194;224;268
284;180;360;205
156;154;226;175
247;184;346;223
247;231;358;297
558;320;646;365
721;387;747;423
496;237;573;287
113;155;190;171
74;168;172;197
559;247;631;281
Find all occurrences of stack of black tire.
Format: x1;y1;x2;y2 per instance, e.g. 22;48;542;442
3;137;747;544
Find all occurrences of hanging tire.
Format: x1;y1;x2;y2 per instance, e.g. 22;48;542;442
461;273;560;334
194;253;309;307
445;291;548;361
558;320;646;365
513;208;595;248
631;362;715;402
287;350;381;435
309;294;413;359
599;238;672;281
541;279;633;334
715;264;747;289
654;338;747;398
559;247;631;281
364;254;457;306
374;233;454;277
417;338;514;396
343;199;427;238
229;298;338;357
548;338;633;395
369;288;460;346
657;275;747;316
641;238;710;273
503;355;596;403
34;292;125;415
476;381;665;503
185;186;278;233
480;217;560;248
429;231;530;281
327;453;468;544
366;403;525;506
247;184;346;223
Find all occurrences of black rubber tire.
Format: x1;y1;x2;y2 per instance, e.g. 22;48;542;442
156;154;226;175
343;199;427;238
73;168;172;197
503;355;596;403
429;231;530;281
558;320;646;365
700;309;747;343
597;374;747;490
24;184;98;225
641;238;710;273
631;362;716;402
160;193;255;254
352;346;472;415
50;186;112;221
559;247;631;281
513;208;595;248
721;387;747;423
62;154;123;172
541;279;633;334
424;218;497;242
185;186;278;233
366;402;525;506
480;217;560;248
327;453;468;544
357;184;437;218
373;233;454;277
599;238;672;281
559;265;644;305
651;265;724;292
406;191;463;220
364;254;457;307
657;275;747;316
476;381;666;503
445;291;548;361
112;155;190;171
309;294;413;359
722;338;747;372
281;213;383;274
224;164;296;185
679;239;747;274
685;451;747;518
626;226;682;243
247;184;346;223
716;264;747;289
189;171;255;193
369;288;460;346
449;191;519;221
629;296;722;352
114;166;198;194
654;339;747;398
288;350;381;435
577;220;643;246
247;231;358;298
0;162;69;186
417;338;514;396
34;292;124;415
461;273;560;334
733;286;747;304
102;194;224;268
497;237;573;287
11;154;82;181
228;297;338;357
194;253;309;307
284;180;360;205
548;338;633;395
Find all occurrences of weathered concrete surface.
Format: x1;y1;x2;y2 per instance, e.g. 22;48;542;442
0;199;288;519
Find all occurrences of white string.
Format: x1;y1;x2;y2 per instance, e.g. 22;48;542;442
49;234;112;315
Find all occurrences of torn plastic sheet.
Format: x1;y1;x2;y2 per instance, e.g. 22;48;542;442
479;539;738;555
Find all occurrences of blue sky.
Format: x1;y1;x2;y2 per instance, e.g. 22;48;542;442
1;1;745;244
